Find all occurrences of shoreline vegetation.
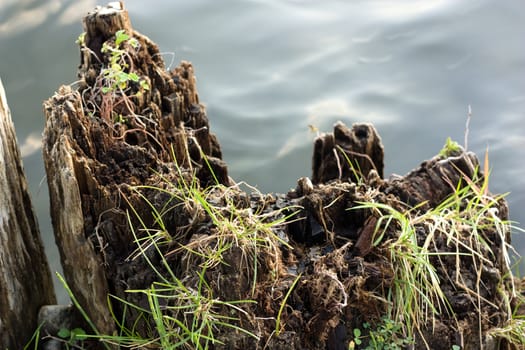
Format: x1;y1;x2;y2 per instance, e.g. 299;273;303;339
0;2;523;349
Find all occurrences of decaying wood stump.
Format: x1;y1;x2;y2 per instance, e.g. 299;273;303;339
287;127;513;349
43;3;228;335
312;121;384;184
41;3;518;349
0;78;56;349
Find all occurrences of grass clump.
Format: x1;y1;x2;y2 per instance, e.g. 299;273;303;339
103;269;258;349
35;147;296;349
86;155;294;348
351;162;521;348
488;316;525;347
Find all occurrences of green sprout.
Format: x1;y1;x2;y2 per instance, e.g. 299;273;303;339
76;32;86;46
100;30;150;94
439;137;462;158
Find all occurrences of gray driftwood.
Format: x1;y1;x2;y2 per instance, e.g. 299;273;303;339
0;78;56;349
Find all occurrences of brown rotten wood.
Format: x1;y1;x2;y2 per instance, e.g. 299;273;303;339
312;121;384;184
43;2;228;335
0;78;56;349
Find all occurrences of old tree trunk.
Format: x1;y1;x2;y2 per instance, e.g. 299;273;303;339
42;2;227;338
41;3;523;349
0;78;56;349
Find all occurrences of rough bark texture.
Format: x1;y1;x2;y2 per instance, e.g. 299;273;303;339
41;3;520;349
312;121;384;184
0;78;56;349
43;3;227;335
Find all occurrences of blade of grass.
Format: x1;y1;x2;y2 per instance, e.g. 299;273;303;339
56;272;111;350
276;273;302;336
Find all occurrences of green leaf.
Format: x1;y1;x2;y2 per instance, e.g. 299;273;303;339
117;72;129;81
439;137;461;157
353;328;361;337
71;328;87;340
140;80;150;90
111;63;122;72
115;30;129;47
128;72;139;82
75;32;86;46
129;38;139;48
57;328;70;339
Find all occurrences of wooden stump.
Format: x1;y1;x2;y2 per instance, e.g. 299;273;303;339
312;121;384;184
43;3;228;335
0;78;56;349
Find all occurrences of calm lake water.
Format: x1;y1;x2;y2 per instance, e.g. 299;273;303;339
1;0;524;303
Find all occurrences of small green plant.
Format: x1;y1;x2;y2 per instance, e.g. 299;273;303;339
349;327;364;349
351;199;448;341
365;317;413;350
119;203;261;349
57;327;88;349
75;32;86;46
100;30;150;94
439;137;462;157
350;317;412;350
109;268;258;349
76;29;151;124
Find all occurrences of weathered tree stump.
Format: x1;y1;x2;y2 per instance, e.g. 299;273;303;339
41;3;519;349
0;78;56;349
312;121;384;184
43;2;228;336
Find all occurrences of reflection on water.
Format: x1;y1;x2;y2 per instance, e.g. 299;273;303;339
0;0;95;36
19;132;42;157
1;0;524;302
